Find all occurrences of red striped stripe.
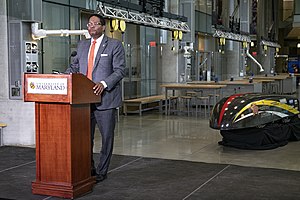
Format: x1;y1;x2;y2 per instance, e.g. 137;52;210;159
218;94;243;126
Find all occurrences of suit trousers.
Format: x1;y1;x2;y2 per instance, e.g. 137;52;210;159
91;104;117;176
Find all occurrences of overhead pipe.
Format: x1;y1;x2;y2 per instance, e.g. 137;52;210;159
246;48;264;72
31;23;90;39
200;57;208;67
197;57;208;81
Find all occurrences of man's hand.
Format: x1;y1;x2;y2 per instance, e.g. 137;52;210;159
93;82;105;96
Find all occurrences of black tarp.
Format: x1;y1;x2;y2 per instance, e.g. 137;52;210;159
219;117;300;150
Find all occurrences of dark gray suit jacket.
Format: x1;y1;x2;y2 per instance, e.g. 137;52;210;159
66;35;125;110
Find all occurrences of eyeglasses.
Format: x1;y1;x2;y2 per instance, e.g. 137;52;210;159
87;22;102;27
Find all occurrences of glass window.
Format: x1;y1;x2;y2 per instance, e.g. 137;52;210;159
196;0;206;13
295;0;300;15
123;24;159;98
42;2;70;74
195;11;211;34
195;0;212;14
70;0;87;8
207;0;212;14
129;0;139;4
141;27;158;96
70;7;80;58
45;0;69;4
283;0;294;20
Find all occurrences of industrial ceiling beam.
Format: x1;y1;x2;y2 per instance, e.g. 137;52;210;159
96;2;190;32
261;40;281;48
213;29;251;42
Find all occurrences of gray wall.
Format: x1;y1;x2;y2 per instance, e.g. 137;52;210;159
0;0;9;99
0;0;35;146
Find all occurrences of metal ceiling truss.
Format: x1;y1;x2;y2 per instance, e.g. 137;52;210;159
96;2;190;32
213;29;251;43
213;30;280;49
261;40;281;48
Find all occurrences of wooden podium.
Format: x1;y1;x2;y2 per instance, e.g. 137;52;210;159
24;73;100;199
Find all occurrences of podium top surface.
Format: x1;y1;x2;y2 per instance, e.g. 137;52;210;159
23;73;100;104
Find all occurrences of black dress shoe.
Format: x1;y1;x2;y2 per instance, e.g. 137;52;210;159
91;168;97;176
96;174;107;183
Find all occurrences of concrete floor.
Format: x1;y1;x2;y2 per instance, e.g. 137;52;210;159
93;106;300;172
2;93;300;199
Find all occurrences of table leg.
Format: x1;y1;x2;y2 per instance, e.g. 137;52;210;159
213;89;217;106
165;88;168;115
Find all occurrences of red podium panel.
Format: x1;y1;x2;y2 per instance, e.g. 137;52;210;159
24;73;100;199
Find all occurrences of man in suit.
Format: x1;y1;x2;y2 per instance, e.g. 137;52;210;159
65;14;125;182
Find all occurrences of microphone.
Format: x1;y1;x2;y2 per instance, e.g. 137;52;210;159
71;51;77;57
